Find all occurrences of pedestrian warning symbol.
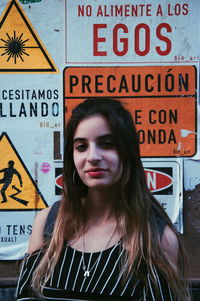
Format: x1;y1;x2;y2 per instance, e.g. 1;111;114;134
0;132;48;211
0;0;57;72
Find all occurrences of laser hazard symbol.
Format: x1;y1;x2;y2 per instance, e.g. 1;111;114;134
0;132;48;211
0;0;57;72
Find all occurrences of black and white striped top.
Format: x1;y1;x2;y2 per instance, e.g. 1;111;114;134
16;241;175;301
16;202;175;300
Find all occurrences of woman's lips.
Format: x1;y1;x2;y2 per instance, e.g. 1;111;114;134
86;168;107;177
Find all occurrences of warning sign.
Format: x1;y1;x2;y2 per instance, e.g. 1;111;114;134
64;66;197;157
0;0;57;72
143;160;183;231
0;132;48;210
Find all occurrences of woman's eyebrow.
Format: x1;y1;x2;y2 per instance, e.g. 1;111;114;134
73;134;114;143
97;134;114;140
73;137;86;144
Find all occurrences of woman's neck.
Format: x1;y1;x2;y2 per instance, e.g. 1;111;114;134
84;188;119;224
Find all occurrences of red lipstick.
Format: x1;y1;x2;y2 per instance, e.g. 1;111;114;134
86;168;107;177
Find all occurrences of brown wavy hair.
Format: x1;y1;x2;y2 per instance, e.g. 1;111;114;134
32;98;190;299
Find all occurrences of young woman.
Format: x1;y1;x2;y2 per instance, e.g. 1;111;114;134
16;98;190;300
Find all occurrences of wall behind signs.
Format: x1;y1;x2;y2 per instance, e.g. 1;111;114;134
0;0;199;280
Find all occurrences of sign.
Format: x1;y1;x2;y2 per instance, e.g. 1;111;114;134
143;159;183;231
145;168;172;194
0;0;63;259
55;168;62;195
64;65;197;157
0;132;47;210
66;0;199;64
0;0;57;72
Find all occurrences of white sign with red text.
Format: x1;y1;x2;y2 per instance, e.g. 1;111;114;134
66;0;199;64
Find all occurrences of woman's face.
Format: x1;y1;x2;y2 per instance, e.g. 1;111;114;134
73;114;123;190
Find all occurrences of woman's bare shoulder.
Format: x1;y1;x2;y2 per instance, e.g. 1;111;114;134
28;207;51;254
161;225;179;265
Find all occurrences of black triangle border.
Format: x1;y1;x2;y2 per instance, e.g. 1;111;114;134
0;132;48;211
0;0;57;72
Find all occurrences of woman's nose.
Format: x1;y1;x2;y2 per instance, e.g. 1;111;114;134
87;145;102;163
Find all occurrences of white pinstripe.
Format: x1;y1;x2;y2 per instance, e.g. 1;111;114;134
64;248;76;290
84;251;103;292
90;243;120;292
147;273;156;301
19;251;42;295
154;267;165;301
57;246;68;288
71;253;84;291
130;278;140;296
99;249;124;294
168;283;174;301
15;258;26;296
120;275;132;296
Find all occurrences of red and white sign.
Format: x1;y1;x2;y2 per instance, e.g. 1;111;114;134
56;173;63;189
142;159;183;231
145;168;172;193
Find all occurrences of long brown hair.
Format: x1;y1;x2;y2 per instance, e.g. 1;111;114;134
32;98;190;299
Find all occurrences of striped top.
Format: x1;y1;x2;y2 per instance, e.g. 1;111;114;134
15;202;175;301
16;242;175;301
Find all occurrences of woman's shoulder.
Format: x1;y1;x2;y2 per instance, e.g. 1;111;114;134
161;224;179;264
43;200;61;240
28;207;51;253
28;201;61;254
152;201;179;261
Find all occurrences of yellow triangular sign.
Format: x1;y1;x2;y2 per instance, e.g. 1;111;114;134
0;132;48;210
0;0;57;72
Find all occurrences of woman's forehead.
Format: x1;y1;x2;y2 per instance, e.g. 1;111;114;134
74;114;112;138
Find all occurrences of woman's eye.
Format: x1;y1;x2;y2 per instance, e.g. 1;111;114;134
99;140;115;149
75;144;87;152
